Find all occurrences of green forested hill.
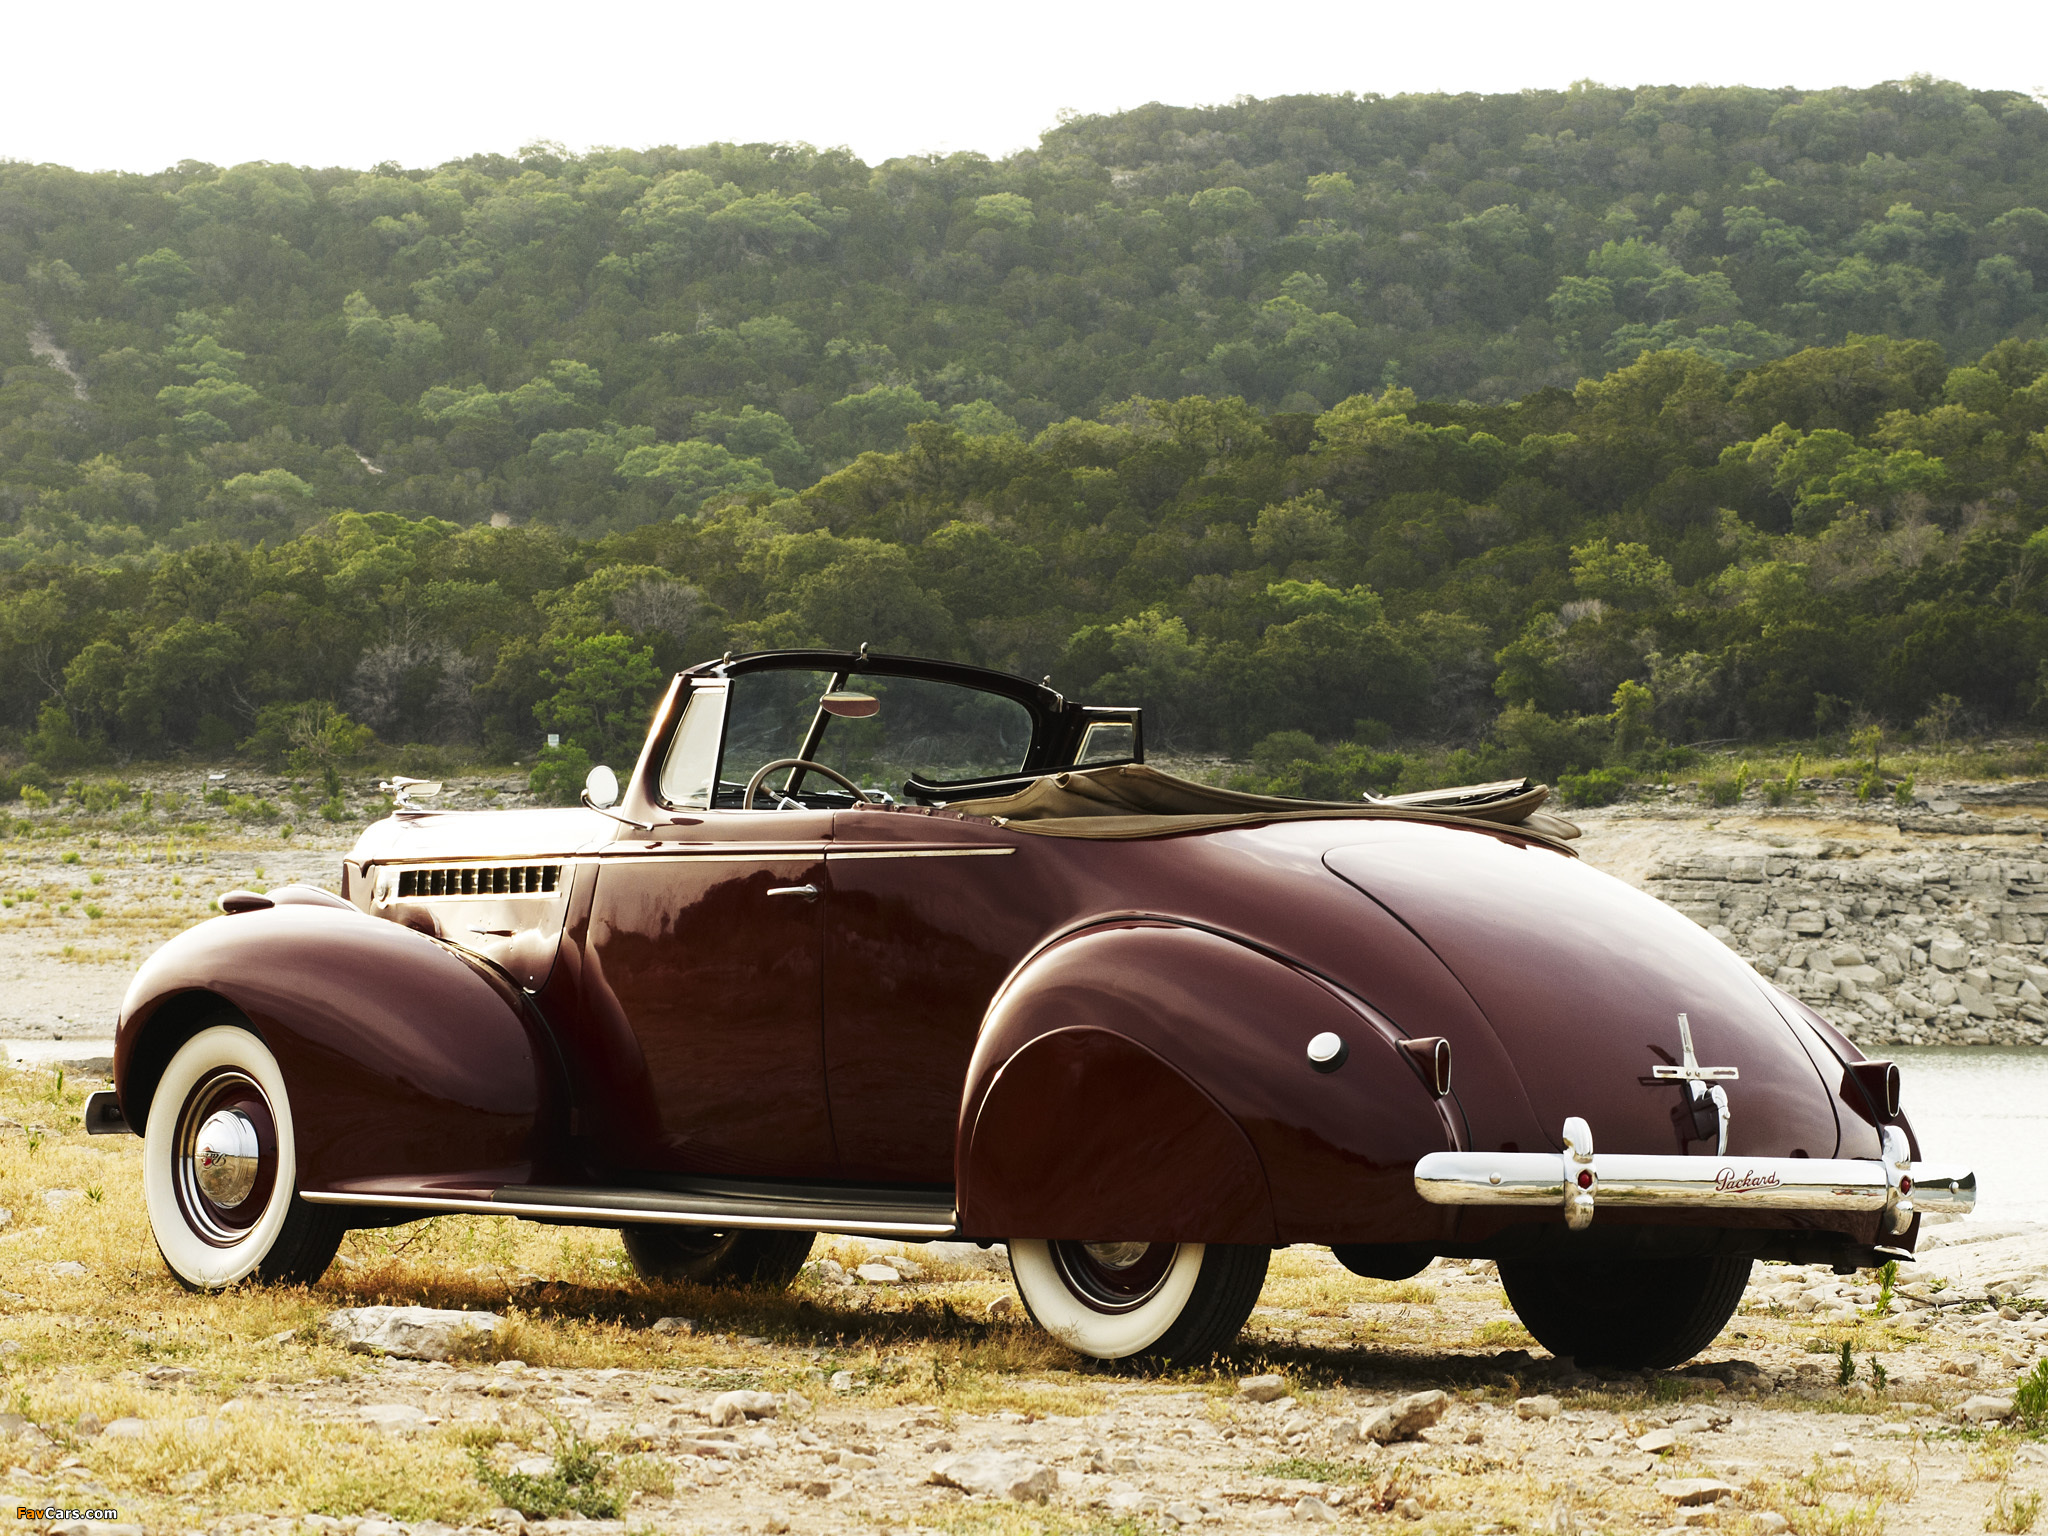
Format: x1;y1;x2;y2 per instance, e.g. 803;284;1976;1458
0;80;2045;782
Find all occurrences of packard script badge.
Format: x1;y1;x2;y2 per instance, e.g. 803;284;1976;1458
1713;1167;1783;1193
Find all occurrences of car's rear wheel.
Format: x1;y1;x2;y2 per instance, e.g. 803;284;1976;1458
1497;1251;1753;1370
144;1022;346;1290
1008;1239;1268;1366
619;1225;815;1288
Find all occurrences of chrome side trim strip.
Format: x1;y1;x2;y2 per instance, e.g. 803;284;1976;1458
595;850;827;862
827;848;1015;860
300;1190;959;1237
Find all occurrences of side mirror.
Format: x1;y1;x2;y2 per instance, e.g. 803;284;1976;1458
582;764;620;810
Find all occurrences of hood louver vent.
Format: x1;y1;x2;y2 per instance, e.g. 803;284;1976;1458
394;863;561;900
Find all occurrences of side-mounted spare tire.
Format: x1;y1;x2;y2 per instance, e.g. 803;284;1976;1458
144;1021;347;1289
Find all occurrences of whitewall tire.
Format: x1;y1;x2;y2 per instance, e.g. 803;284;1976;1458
143;1023;344;1290
1009;1239;1269;1365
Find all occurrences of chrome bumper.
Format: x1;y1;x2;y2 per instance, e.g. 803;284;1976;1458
1414;1118;1974;1234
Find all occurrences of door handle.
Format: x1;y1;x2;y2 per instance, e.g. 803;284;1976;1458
765;884;819;901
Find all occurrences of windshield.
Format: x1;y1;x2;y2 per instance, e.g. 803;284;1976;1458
714;669;836;806
704;666;1036;808
811;672;1034;788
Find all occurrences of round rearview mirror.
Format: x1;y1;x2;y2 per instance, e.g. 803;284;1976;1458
820;690;880;719
583;764;620;810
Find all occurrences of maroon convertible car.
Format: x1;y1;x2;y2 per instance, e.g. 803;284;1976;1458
94;649;1973;1368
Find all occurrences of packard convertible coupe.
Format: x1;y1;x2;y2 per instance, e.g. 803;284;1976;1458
95;649;1975;1368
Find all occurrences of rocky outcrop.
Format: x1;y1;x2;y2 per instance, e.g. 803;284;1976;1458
1635;811;2048;1049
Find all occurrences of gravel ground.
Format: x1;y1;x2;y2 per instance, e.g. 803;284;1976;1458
11;1226;2045;1535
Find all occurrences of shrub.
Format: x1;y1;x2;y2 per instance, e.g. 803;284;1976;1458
1699;771;1744;807
1236;733;1410;800
1490;704;1611;783
1557;768;1630;807
78;779;128;814
528;743;594;807
472;1437;621;1520
2016;1358;2048;1432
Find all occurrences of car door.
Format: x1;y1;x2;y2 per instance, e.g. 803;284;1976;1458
804;670;1061;1184
578;673;839;1178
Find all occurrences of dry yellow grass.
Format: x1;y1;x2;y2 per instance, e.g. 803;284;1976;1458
0;1060;1178;1524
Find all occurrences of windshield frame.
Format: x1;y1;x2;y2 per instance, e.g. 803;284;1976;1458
626;647;1145;819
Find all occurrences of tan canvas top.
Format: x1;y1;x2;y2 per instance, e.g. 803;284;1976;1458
940;763;1581;848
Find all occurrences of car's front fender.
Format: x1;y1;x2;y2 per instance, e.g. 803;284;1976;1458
116;904;557;1194
956;919;1461;1245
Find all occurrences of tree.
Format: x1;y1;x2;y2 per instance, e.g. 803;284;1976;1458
535;634;663;766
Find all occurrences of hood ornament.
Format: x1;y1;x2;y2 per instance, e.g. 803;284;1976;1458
1653;1013;1739;1155
379;776;443;814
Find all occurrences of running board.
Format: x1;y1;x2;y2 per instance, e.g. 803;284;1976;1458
302;1180;959;1239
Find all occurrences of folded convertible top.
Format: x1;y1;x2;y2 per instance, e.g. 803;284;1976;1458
940;762;1582;846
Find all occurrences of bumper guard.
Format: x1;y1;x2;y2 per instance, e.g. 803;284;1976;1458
1415;1118;1974;1235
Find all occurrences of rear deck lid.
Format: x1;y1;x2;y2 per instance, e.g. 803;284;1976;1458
1322;826;1842;1159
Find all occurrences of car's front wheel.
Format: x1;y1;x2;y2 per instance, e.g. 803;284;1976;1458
143;1022;346;1290
1497;1251;1753;1370
1008;1239;1268;1365
619;1226;815;1288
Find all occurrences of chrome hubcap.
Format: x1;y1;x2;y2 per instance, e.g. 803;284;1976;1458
1081;1241;1151;1269
1050;1240;1178;1314
172;1069;277;1245
192;1110;259;1207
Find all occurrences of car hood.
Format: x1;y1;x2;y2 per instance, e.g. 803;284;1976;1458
349;807;614;867
1322;828;1846;1159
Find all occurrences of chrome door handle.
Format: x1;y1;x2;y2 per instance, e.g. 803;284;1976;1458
765;884;819;900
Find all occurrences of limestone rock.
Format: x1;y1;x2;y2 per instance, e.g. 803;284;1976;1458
708;1390;779;1427
855;1262;902;1284
1961;1394;2016;1422
1930;936;1969;970
357;1403;428;1432
325;1306;501;1362
1363;1389;1447;1443
1514;1394;1560;1420
929;1449;1056;1502
1238;1373;1289;1402
1657;1477;1738;1505
1636;1428;1678;1454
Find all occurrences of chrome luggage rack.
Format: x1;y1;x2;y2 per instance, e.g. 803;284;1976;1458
1415;1118;1974;1234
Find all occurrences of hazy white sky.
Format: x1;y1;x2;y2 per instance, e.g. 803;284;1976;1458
4;0;2045;174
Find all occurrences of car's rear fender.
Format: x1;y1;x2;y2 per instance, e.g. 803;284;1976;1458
956;919;1462;1246
116;903;563;1194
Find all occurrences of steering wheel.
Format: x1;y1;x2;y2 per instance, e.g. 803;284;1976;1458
742;757;871;810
